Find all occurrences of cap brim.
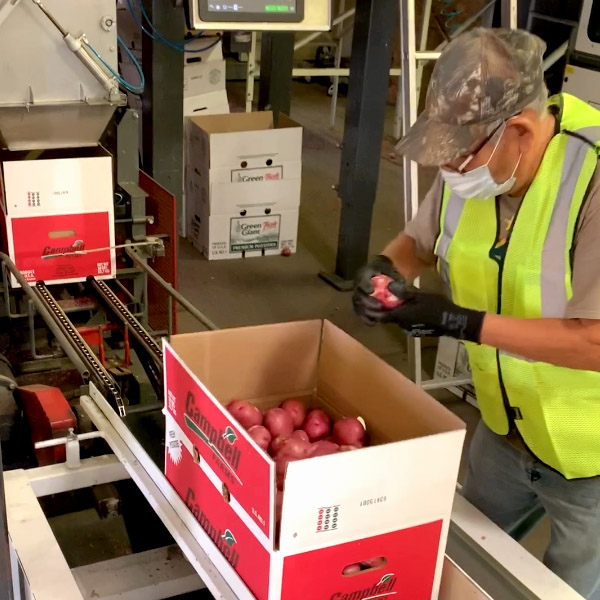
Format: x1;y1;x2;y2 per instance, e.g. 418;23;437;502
395;112;491;167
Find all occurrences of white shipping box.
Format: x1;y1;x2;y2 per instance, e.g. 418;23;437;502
184;36;223;64
0;147;116;287
186;112;302;173
183;91;230;118
184;60;227;98
1;147;114;217
184;112;302;259
434;337;470;381
190;207;299;260
163;320;466;600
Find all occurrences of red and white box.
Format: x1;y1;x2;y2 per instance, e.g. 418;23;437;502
164;320;466;600
0;147;116;287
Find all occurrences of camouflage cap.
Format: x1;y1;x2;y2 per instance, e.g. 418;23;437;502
395;28;546;166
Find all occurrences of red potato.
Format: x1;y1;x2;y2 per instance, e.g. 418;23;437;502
342;563;362;576
309;440;340;457
269;434;288;457
370;274;403;309
226;399;263;429
264;407;294;438
361;557;386;569
302;409;331;442
280;398;307;428
290;429;310;444
275;438;311;474
333;417;366;448
339;444;361;452
248;425;272;452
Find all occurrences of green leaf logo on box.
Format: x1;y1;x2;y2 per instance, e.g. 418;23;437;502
222;529;237;547
223;426;237;445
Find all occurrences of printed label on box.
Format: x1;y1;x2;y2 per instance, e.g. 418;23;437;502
164;345;273;538
8;212;114;284
230;166;283;183
230;215;280;253
281;521;443;600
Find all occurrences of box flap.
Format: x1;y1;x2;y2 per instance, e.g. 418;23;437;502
187;111;274;135
317;322;465;443
169;321;323;403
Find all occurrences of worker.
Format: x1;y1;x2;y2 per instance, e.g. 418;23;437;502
353;27;600;599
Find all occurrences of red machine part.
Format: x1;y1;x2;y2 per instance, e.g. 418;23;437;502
19;385;77;466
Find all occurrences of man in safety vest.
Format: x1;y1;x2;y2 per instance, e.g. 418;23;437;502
353;28;600;599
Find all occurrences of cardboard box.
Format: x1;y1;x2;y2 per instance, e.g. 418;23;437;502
183;91;230;118
184;60;227;98
186;112;302;173
185;170;300;259
184;112;302;259
184;36;224;64
164;320;466;600
0;147;116;287
434;337;470;381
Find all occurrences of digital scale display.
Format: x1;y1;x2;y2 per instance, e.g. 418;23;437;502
199;0;303;22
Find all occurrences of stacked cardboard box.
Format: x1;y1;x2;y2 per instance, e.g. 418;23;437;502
163;320;466;600
183;37;229;117
0;148;116;287
184;112;302;260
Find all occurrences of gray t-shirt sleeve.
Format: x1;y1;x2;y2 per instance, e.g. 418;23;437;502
403;173;444;266
566;166;600;320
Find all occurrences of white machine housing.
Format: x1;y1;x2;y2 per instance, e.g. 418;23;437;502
0;0;125;150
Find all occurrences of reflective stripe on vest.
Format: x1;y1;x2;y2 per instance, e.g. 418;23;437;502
434;93;600;479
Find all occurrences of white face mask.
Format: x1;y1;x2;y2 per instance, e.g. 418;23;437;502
440;125;522;199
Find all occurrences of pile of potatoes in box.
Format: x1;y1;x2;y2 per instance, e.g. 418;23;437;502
226;398;367;521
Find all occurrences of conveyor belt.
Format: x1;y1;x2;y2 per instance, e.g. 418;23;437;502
87;277;163;398
35;282;127;417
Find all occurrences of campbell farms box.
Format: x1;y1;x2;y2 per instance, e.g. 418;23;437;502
164;320;466;600
0;147;116;287
184;112;302;259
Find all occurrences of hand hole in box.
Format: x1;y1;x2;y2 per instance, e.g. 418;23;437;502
222;482;231;503
193;446;201;465
342;557;387;577
241;161;248;168
264;208;271;215
266;159;273;166
240;209;247;216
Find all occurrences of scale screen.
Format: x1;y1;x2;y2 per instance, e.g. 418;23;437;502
199;0;304;22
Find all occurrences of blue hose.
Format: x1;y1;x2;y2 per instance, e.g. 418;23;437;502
86;35;145;95
126;0;221;54
438;0;463;34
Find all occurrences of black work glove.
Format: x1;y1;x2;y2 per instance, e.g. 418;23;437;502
364;281;485;343
352;255;409;326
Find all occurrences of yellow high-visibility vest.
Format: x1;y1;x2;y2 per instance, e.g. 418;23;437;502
435;93;600;479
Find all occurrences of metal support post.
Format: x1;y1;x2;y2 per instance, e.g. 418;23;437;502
117;109;148;242
258;32;295;123
501;0;519;27
321;0;398;289
329;0;347;128
141;0;185;235
245;32;258;112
